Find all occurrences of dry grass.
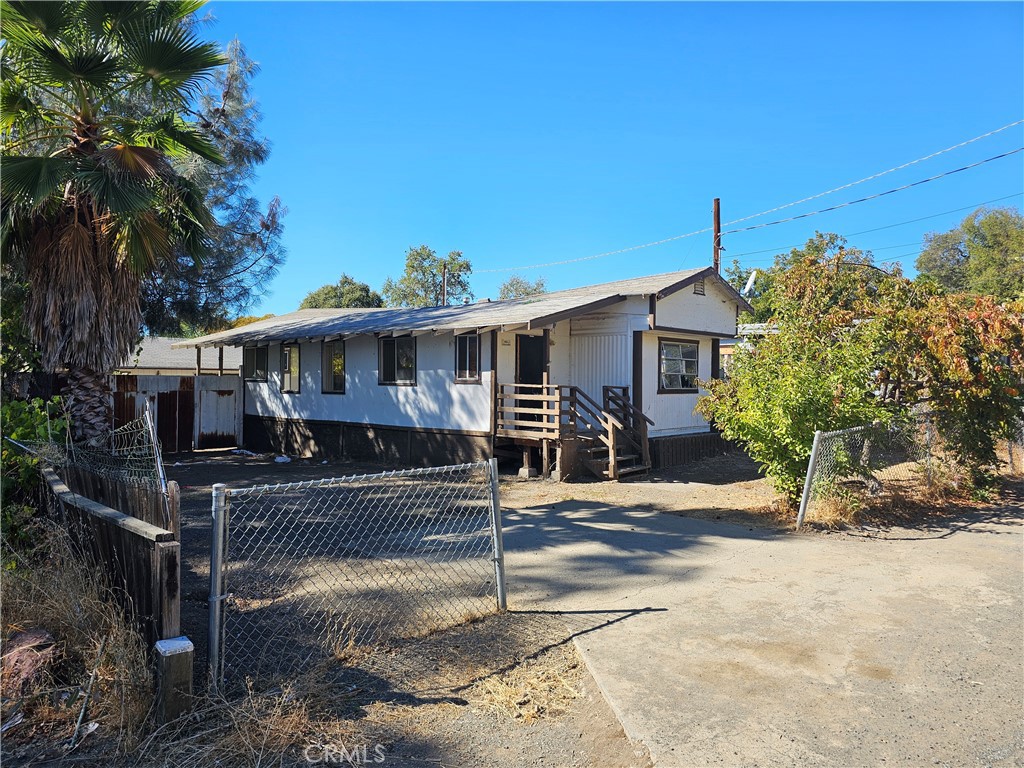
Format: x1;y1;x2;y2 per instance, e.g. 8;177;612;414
139;612;584;767
466;641;581;722
804;491;860;529
136;684;367;768
1;523;153;755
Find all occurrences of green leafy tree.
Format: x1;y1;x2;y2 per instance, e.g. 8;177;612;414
697;247;897;503
299;274;383;309
140;39;286;335
916;207;1024;300
498;275;546;300
731;232;876;323
1;1;225;440
697;235;1024;504
382;245;473;307
224;313;275;329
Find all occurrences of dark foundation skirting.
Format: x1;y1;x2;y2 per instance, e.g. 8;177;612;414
649;431;735;468
243;414;492;466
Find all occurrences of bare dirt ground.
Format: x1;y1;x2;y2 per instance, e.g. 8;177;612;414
500;451;784;530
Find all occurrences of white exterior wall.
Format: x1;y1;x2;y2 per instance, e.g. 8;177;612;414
653;279;738;335
245;334;492;433
634;280;740;436
640;332;713;436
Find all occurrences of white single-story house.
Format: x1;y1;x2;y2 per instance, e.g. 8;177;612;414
175;266;750;479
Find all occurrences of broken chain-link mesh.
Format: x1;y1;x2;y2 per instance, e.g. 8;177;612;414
215;461;500;689
801;415;943;523
11;414;164;488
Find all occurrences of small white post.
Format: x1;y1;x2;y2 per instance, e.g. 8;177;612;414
796;430;822;530
487;458;507;611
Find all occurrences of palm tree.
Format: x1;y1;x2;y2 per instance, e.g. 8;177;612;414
1;1;225;440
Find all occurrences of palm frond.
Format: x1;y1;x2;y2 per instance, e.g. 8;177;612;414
133;112;224;163
20;39;122;92
78;2;152;41
118;20;226;104
95;143;167;179
0;155;72;209
0;78;52;131
113;210;171;274
73;158;155;215
1;1;74;43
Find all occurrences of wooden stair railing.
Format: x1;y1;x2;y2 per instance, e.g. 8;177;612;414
495;382;652;481
603;386;654;471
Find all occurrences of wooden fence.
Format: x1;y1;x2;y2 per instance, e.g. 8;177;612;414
41;467;180;647
60;465;180;539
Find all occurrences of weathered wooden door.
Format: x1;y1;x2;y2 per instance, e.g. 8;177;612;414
195;375;241;449
112;375;194;453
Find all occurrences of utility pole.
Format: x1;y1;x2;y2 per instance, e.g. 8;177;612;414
441;262;448;306
713;197;722;273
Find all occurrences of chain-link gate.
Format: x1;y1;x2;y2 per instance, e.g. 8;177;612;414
208;459;506;690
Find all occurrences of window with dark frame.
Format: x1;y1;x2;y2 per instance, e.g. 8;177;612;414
322;341;345;393
280;344;300;393
243;346;268;381
379;337;416;385
455;334;480;383
658;339;699;392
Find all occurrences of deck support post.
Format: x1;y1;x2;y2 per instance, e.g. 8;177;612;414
518;446;537;479
542;440;551;479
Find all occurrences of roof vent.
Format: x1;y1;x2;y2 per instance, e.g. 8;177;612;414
476;298;491;303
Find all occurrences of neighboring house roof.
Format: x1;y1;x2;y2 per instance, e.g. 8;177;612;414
175;267;753;349
118;336;243;371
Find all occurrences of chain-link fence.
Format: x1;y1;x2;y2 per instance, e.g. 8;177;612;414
796;418;941;528
1001;433;1024;477
9;402;167;490
208;459;506;691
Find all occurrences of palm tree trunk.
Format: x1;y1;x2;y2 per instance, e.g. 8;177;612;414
64;366;113;444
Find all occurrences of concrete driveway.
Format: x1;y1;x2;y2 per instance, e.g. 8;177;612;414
501;486;1024;767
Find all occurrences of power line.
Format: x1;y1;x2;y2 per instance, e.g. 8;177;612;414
477;123;1024;274
724;148;1023;235
726;192;1023;261
720;119;1024;230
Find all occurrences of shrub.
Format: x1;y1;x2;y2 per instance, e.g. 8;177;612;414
1;397;66;547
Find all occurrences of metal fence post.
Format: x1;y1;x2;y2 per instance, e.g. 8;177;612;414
208;483;228;690
796;431;822;530
487;458;507;611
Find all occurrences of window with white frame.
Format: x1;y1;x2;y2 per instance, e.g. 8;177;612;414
322;341;345;393
455;334;480;383
281;344;300;393
658;339;699;392
243;346;268;381
379;337;416;385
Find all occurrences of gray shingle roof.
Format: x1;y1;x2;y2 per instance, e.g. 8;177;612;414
119;336;243;369
174;267;750;349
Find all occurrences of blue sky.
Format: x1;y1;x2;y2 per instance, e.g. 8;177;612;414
203;1;1024;315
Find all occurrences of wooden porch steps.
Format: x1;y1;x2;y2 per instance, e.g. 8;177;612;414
495;382;653;482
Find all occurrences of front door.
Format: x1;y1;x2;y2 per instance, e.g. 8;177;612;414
515;334;546;385
515;334;547;425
